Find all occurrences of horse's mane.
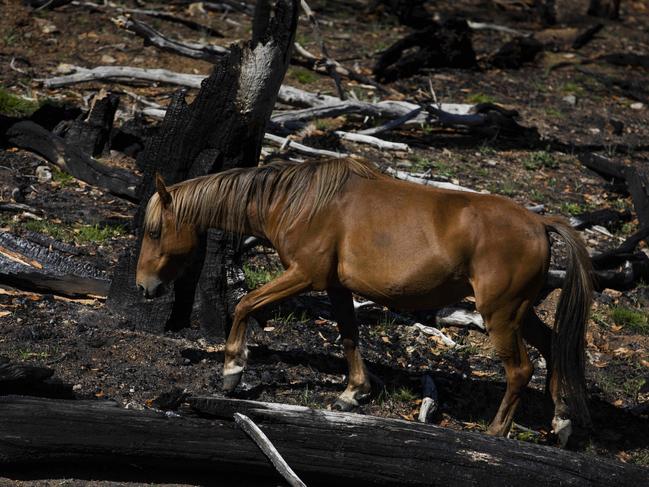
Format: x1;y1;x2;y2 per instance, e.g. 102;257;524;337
143;157;379;236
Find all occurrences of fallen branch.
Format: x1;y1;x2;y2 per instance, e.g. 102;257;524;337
334;131;409;151
6;121;138;201
113;16;227;63
383;167;477;193
234;413;307;487
264;133;348;158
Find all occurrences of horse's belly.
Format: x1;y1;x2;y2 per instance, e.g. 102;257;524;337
338;259;473;310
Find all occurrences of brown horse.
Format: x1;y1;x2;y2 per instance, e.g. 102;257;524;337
136;158;592;444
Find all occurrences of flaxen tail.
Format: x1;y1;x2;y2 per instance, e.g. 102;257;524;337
545;216;593;426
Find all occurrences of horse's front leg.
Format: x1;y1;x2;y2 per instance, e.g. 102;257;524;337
328;287;372;411
223;266;311;392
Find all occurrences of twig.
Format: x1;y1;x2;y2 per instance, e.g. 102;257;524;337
264;133;348;158
334;131;409;151
466;20;530;37
383;167;478;193
357;107;422;136
233;412;307;487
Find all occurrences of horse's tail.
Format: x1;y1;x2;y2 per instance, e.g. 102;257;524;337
544;216;593;426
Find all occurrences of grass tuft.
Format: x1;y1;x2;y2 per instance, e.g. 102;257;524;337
609;307;649;335
0;87;39;117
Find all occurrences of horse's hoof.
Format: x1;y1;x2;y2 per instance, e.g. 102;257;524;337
222;371;243;393
332;397;357;411
552;417;572;448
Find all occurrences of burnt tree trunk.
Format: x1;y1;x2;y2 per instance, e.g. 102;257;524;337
107;0;299;338
1;395;647;486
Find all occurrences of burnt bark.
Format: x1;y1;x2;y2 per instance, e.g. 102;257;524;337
63;92;120;157
107;0;299;338
373;17;477;83
1;395;647;486
0;232;110;297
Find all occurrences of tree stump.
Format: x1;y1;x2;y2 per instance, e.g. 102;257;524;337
107;0;299;339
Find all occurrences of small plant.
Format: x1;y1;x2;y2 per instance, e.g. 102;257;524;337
609;306;649;335
289;67;319;85
467;93;496;104
478;144;496;157
522;151;559;170
52;167;75;186
498;181;517;197
544;107;564;119
0;87;39;117
529;189;545;202
560;82;585;97
75;224;125;244
560;202;584;216
623;376;646;403
243;262;283;289
23;220;72;242
296;385;320;408
411;156;432;172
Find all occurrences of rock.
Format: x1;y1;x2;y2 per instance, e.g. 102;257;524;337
35;165;52;183
562;95;577;106
100;54;116;65
630;102;644;110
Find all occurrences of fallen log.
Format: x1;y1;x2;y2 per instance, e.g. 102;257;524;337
1;395;646;486
0;232;110;297
5;121;138;201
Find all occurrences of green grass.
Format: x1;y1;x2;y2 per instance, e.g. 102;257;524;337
560;81;585;97
544;107;565;119
22;220;124;245
609;306;649;335
289;67;319;85
378;386;417;406
522;151;559;170
467;93;496;104
0;87;39;117
243;262;283;289
560;202;585;216
75;224;125;244
52;167;75;186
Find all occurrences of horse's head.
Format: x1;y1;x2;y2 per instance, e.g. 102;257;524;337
136;174;199;299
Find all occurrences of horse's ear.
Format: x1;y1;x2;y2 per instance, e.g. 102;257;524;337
155;172;172;208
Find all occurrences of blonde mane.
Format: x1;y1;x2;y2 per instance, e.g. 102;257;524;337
143;158;379;237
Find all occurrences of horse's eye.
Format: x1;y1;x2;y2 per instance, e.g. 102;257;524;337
148;230;160;240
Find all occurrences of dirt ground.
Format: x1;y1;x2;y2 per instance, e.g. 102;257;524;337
1;0;649;483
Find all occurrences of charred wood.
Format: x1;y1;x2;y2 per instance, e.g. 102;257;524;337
488;36;543;69
6;121;138;201
0;232;110;297
373;18;477;83
63;92;120;157
0;359;73;398
1;395;646;486
108;0;299;338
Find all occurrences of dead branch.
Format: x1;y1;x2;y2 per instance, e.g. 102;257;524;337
264;133;348;158
113;16;227;63
334;131;409;151
234;413;307;487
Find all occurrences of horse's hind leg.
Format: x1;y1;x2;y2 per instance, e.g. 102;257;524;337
522;311;572;445
327;287;371;411
223;266;311;392
484;304;534;437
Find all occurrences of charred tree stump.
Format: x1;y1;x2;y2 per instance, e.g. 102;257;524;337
1;395;647;486
63;92;120;157
373;17;477;83
107;0;299;338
